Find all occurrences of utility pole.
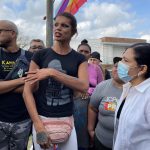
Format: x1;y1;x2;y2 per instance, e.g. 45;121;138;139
46;0;53;47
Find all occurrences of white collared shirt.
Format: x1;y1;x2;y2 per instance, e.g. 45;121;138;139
114;78;150;150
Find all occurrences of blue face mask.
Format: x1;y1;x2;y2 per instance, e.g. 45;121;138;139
117;61;133;83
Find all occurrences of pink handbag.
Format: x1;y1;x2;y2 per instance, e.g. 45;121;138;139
42;116;73;144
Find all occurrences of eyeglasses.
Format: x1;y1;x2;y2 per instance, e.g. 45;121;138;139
0;29;13;33
30;46;44;50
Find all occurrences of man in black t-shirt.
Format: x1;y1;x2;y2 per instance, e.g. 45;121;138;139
0;20;32;150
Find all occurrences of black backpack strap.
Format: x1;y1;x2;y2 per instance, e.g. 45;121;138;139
0;47;2;60
4;49;29;80
20;48;26;56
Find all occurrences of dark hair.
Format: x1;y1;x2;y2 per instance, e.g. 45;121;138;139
113;57;122;64
91;51;100;60
78;39;91;52
90;51;103;62
30;39;44;46
128;43;150;78
55;12;77;35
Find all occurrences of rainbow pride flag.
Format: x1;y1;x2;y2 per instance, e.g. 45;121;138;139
55;0;87;16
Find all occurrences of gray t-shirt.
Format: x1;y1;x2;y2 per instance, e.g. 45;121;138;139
90;79;122;148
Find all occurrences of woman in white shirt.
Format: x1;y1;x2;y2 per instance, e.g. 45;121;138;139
113;43;150;150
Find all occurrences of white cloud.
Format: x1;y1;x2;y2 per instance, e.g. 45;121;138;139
80;2;131;27
76;2;134;39
76;22;134;39
0;0;47;47
101;23;133;36
78;21;91;30
140;35;150;43
0;5;16;19
0;0;146;46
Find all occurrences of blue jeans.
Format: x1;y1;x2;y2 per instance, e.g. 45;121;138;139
73;97;90;149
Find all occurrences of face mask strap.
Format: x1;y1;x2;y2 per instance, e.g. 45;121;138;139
137;65;146;77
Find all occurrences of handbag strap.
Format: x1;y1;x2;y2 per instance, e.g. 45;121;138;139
43;120;73;129
42;116;74;129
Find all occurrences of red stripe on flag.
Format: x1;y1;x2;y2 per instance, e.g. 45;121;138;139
65;0;87;15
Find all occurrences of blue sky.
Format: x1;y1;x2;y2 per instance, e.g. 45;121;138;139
4;0;27;12
76;0;150;40
0;0;150;43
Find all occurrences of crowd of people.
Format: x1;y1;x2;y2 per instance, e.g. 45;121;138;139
0;12;150;150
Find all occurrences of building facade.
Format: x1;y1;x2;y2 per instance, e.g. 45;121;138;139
71;37;146;64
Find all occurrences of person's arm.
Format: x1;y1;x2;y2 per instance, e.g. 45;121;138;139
97;65;104;83
25;61;89;93
99;65;105;80
23;61;50;149
88;104;98;142
23;61;41;129
0;78;25;94
12;85;24;93
13;83;38;93
88;82;104;142
52;61;89;92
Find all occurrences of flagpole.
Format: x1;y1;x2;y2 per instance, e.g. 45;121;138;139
46;0;53;47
